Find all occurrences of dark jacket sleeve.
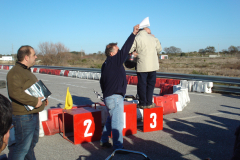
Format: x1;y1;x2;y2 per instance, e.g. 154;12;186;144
7;70;38;107
115;33;136;66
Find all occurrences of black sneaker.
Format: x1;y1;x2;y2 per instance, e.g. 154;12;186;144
100;141;112;148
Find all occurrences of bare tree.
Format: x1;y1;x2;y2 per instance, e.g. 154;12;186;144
38;42;70;65
199;49;206;56
228;45;238;56
205;46;216;53
164;46;182;54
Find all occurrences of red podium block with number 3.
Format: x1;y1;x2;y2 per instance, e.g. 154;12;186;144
143;106;163;132
62;107;102;145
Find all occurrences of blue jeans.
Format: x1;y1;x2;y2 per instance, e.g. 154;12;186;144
137;71;156;106
101;94;124;150
8;113;39;160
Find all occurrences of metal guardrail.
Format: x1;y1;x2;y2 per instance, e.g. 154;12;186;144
3;65;240;94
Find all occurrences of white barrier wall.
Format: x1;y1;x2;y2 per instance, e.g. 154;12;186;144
180;80;213;93
39;110;48;137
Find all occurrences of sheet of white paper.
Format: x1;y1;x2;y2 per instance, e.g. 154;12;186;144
139;17;150;29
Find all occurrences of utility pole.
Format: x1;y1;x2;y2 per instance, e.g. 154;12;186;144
12;44;14;55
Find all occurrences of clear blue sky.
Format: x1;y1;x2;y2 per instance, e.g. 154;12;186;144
1;0;239;55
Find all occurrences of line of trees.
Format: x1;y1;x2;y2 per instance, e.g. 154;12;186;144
37;42;71;65
163;45;240;55
163;46;182;54
37;41;106;67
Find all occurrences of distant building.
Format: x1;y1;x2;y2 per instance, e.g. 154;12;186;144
159;55;168;59
0;56;13;61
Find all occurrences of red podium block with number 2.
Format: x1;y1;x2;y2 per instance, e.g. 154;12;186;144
143;106;163;132
62;107;102;145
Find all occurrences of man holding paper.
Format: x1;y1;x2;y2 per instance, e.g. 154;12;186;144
130;21;162;109
7;45;48;160
100;24;139;150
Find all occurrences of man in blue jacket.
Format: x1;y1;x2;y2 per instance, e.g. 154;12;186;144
100;24;139;150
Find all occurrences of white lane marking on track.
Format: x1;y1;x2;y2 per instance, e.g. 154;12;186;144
189;92;215;97
165;112;224;122
64;84;87;88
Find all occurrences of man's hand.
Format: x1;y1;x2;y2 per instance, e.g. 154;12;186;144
133;24;139;35
35;97;44;108
44;99;49;107
132;51;138;57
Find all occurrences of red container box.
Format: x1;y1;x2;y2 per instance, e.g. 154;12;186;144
153;96;177;115
62;107;102;145
142;106;163;132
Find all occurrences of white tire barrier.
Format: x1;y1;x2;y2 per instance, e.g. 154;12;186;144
180;80;213;93
68;71;77;78
60;70;65;76
173;85;190;112
203;82;213;93
88;72;95;79
187;81;195;92
39;109;48;137
180;80;188;89
77;71;83;78
82;72;89;79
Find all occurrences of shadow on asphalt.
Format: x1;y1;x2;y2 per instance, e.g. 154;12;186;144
163;111;239;160
72;95;94;106
219;93;240;100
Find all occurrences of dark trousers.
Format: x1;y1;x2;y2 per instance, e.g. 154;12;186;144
137;71;156;106
8;113;39;160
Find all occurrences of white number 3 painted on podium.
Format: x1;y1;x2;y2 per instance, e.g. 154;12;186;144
84;119;93;137
150;113;157;128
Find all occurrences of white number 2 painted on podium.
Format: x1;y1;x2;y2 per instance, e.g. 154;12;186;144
150;113;157;128
84;119;93;137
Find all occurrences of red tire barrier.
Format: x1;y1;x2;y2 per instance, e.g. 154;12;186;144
33;68;37;72
159;83;173;96
39;68;47;74
155;78;167;87
126;75;132;84
3;65;9;70
130;76;138;85
46;69;51;75
54;70;61;75
64;70;69;76
166;79;180;85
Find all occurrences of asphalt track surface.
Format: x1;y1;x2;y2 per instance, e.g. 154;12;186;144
0;69;240;160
